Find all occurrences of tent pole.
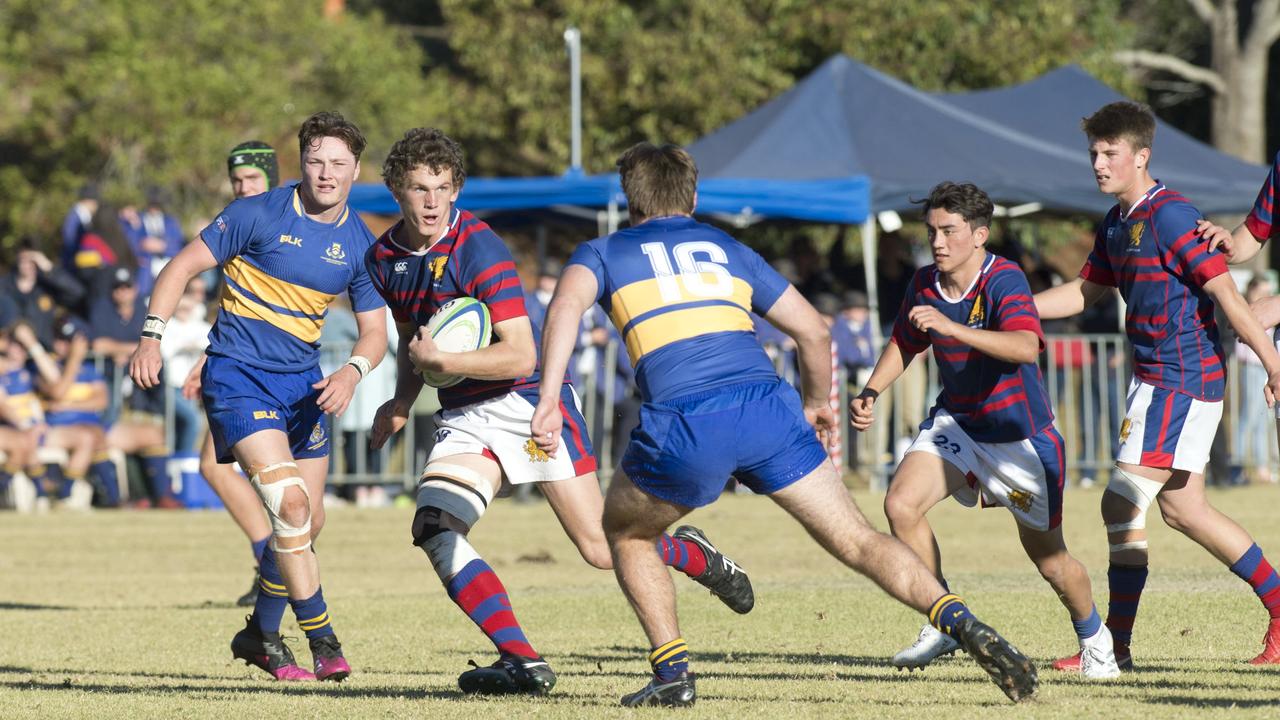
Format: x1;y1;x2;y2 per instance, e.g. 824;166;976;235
862;219;881;347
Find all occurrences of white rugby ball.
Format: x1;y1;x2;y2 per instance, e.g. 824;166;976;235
420;297;492;388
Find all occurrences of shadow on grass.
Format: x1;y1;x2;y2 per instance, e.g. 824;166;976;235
0;673;461;701
0;602;75;611
1145;695;1280;709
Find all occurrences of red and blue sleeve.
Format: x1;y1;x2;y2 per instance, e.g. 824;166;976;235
889;269;930;355
1079;212;1118;287
1245;153;1280;242
988;264;1045;349
1157;202;1227;287
457;229;528;324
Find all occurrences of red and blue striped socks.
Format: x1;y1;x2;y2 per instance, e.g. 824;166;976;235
1230;544;1280;619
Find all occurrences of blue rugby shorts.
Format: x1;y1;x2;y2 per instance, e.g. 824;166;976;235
201;353;327;464
621;379;829;507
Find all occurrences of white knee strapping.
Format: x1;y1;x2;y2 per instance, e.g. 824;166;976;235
251;462;312;553
1106;468;1162;515
417;462;497;528
1105;469;1160;554
420;530;482;580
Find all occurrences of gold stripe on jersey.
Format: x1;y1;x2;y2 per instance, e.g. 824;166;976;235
4;394;43;426
221;283;325;343
63;382;98;404
622;305;754;363
607;276;754;329
224;257;335;318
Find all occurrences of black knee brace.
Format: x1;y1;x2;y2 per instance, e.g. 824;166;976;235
411;505;449;547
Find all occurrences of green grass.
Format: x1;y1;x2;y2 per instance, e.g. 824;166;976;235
3;485;1280;718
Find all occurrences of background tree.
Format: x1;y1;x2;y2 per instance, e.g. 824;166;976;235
1117;0;1280;162
0;0;442;247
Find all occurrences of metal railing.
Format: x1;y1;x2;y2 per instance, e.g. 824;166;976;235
82;333;1279;491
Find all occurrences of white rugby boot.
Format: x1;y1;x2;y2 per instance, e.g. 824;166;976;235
892;623;960;670
1079;626;1121;679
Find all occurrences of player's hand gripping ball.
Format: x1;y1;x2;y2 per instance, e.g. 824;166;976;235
419;297;492;388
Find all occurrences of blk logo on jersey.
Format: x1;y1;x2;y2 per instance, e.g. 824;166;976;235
279;234;302;247
253;410;281;420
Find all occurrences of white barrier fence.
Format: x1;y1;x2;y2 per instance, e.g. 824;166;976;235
91;333;1277;492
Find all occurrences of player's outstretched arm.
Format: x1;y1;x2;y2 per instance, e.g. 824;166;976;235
128;238;218;390
313;306;387;417
850;342;912;432
533;264;598;455
371;321;424;450
762;286;838;445
1033;276;1106;321
1204;274;1280;406
1197;219;1264;265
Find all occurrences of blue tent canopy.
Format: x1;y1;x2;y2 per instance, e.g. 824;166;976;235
940;65;1268;215
347;174;613;215
687;54;1267;216
348;173;871;225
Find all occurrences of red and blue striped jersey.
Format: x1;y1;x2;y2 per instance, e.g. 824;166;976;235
569;216;790;403
890;253;1053;443
1245;151;1280;242
364;208;541;410
1080;182;1228;401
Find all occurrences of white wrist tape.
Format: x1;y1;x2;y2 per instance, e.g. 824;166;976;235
345;355;372;379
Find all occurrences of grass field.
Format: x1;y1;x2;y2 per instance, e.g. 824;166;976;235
3;484;1280;719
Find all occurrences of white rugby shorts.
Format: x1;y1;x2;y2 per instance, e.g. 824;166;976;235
905;410;1065;531
1115;378;1221;474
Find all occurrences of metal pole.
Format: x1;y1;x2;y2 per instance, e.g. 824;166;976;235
564;26;582;172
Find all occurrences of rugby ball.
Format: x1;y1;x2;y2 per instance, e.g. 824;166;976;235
420;297;492;388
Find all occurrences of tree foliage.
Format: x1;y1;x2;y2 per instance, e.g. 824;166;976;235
428;0;1135;177
0;0;441;246
0;0;1137;248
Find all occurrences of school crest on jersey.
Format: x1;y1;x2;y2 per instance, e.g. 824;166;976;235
1128;222;1144;249
323;242;346;266
429;255;448;282
966;296;985;327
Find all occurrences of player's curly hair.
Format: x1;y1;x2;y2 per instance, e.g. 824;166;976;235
616;142;697;220
298;111;367;160
382;128;467;194
915;182;994;229
1081;101;1155;152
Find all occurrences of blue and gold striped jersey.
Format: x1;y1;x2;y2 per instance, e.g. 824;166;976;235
200;184;385;372
569;216;789;403
0;364;42;429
